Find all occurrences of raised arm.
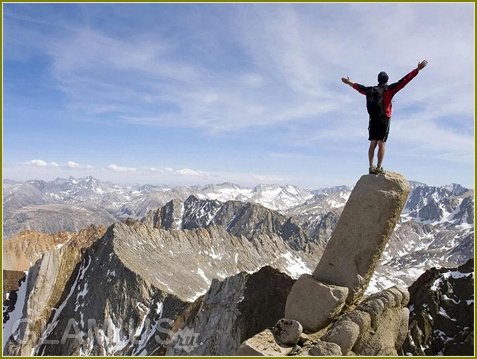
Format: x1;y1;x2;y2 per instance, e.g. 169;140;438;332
341;76;355;87
387;60;429;93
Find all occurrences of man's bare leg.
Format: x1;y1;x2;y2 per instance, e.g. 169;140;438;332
377;140;386;169
368;140;378;167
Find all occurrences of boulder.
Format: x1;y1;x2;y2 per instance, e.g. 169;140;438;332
308;340;342;356
284;274;348;332
312;172;410;304
235;329;294;356
321;319;360;354
272;319;303;346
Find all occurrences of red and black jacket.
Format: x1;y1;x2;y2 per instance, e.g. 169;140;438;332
353;69;419;118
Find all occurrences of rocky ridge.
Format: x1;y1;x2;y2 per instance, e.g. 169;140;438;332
141;195;315;252
4;176;472;295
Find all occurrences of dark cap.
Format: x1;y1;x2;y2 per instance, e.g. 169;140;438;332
378;71;389;84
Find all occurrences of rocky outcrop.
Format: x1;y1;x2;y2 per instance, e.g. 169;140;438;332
304;285;409;356
237;172;412;356
4;245;84;356
312;172;410;305
166;266;295;356
236;286;409;356
401;258;474;356
285;172;409;334
236;284;410;356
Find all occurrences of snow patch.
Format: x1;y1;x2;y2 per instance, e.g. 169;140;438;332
281;252;311;279
3;272;29;351
196;268;211;285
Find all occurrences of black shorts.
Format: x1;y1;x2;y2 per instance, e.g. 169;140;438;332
368;116;390;142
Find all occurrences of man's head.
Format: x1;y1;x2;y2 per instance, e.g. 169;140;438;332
378;71;389;84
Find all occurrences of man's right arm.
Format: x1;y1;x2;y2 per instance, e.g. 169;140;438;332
342;77;369;95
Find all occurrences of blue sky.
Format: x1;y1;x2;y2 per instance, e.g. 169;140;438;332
2;2;475;189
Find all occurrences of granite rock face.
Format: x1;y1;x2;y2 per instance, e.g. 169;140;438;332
4;229;188;356
312;172;410;305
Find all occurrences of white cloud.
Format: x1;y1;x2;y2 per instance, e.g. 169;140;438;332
176;168;204;176
25;159;59;168
67;161;80;168
107;164;137;173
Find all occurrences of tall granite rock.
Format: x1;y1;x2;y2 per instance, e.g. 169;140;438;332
238;173;412;356
286;172;410;332
313;172;410;304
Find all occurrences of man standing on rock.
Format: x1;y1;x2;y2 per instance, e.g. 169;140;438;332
341;60;428;174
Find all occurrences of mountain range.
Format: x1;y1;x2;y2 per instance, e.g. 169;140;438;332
3;176;474;293
2;177;314;239
3;175;473;356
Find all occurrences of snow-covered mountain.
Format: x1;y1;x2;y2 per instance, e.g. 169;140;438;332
2;177;313;239
3;176;474;290
375;182;474;289
3;176;474;287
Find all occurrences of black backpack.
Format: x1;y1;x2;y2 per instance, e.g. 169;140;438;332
366;86;385;117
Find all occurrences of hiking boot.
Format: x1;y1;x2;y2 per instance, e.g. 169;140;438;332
369;166;377;174
374;166;386;174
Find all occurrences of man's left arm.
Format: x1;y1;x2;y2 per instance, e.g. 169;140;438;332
388;60;428;93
